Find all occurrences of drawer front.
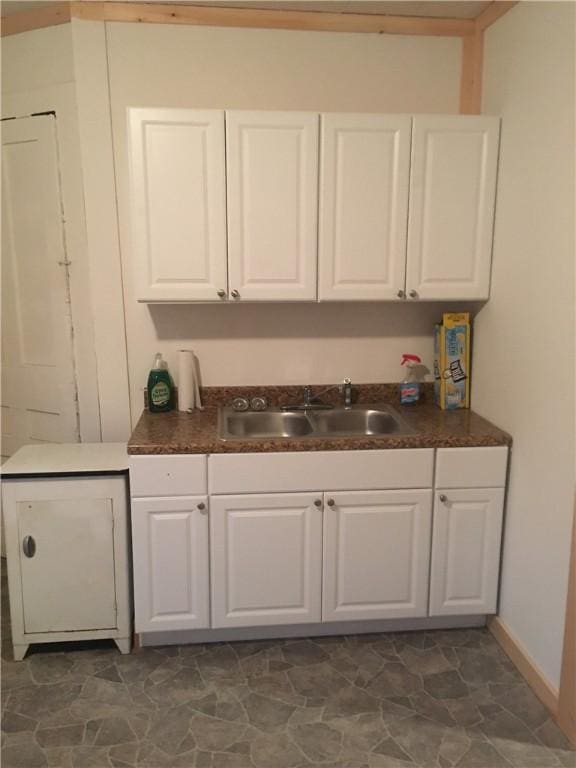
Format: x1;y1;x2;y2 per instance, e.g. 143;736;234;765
129;455;207;497
435;447;508;489
209;449;434;494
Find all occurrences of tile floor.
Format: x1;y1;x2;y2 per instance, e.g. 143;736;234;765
2;562;574;768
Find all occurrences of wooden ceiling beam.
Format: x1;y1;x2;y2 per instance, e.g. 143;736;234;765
2;1;475;37
1;2;70;37
72;1;475;36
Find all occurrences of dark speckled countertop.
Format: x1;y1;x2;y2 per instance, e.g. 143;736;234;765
128;383;511;455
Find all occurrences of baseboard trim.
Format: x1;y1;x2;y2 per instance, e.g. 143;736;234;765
140;614;486;647
488;616;559;717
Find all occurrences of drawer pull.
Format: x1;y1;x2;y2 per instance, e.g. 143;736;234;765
22;535;36;558
197;502;206;511
314;499;322;508
439;494;448;503
327;498;335;507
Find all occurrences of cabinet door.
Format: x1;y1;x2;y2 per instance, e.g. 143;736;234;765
319;114;411;301
226;111;319;300
17;497;117;633
210;493;322;627
128;108;228;301
322;490;432;622
429;488;505;616
406;116;500;300
131;496;210;632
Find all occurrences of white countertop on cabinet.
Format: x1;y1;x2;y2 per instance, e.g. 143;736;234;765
1;443;128;478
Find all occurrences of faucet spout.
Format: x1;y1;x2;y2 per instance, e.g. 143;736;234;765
341;378;353;409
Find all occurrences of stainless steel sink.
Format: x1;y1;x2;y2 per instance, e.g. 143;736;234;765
309;408;407;436
219;404;414;440
221;410;314;439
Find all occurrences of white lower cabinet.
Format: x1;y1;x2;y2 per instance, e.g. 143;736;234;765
129;447;508;637
131;496;210;632
210;493;322;628
322;490;432;622
429;488;505;616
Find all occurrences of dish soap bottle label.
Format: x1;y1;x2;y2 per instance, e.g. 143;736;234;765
150;381;171;408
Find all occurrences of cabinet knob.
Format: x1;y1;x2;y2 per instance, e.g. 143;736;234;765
217;289;226;298
396;289;406;299
314;499;322;508
22;535;36;558
408;289;418;299
439;494;448;503
327;498;335;507
197;502;206;511
231;289;240;299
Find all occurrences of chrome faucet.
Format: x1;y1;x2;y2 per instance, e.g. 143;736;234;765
282;379;353;411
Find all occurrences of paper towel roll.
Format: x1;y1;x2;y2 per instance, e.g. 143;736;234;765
178;350;196;412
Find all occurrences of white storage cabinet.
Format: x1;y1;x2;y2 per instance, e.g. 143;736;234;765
429;447;508;616
208;449;435;628
128;108;500;304
1;444;131;661
130;446;509;638
129;454;210;633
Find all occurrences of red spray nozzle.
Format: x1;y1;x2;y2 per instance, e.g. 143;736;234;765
401;354;422;366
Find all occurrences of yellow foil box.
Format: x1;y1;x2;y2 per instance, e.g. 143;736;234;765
434;313;471;410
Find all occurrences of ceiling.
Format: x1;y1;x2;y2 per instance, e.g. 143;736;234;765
0;0;493;19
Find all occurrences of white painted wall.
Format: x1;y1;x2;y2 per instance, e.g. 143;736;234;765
105;22;463;423
473;1;575;689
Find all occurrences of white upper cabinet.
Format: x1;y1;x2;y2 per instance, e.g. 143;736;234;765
128;109;500;303
406;115;500;300
226;111;319;301
318;114;411;301
129;108;228;302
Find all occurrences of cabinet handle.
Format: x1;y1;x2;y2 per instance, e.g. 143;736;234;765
327;498;335;507
314;499;322;508
197;502;206;511
217;289;226;299
22;535;36;558
396;289;406;299
231;289;240;299
439;494;448;503
408;289;418;299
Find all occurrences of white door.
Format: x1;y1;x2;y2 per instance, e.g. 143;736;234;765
17;495;116;633
131;496;210;632
429;488;505;616
318;114;411;301
128;108;228;301
1;115;79;459
323;490;432;621
406;116;500;300
210;493;322;627
226;111;319;301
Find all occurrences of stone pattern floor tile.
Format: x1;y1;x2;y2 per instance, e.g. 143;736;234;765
2;563;574;768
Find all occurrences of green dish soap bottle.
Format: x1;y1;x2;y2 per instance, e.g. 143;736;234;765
147;353;174;413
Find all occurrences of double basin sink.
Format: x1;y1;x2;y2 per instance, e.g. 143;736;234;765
219;404;415;441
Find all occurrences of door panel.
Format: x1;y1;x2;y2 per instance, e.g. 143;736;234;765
1;116;79;457
429;488;505;616
322;489;432;621
131;496;210;632
129;108;228;301
406;116;500;300
18;498;116;633
226;111;319;300
210;493;322;627
319;113;411;300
